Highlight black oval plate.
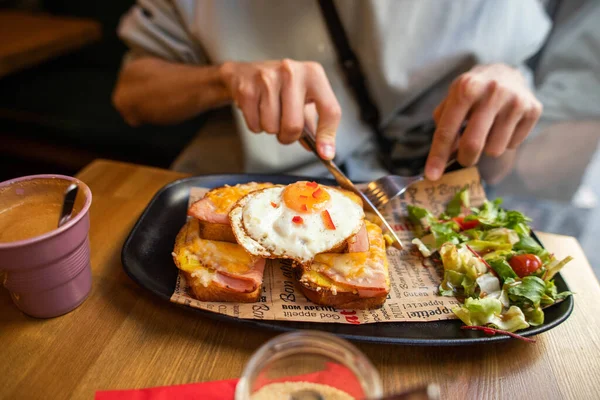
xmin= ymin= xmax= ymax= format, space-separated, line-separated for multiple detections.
xmin=121 ymin=174 xmax=574 ymax=345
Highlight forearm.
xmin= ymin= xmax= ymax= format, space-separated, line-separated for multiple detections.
xmin=112 ymin=57 xmax=231 ymax=126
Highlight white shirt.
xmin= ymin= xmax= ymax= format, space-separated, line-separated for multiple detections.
xmin=117 ymin=0 xmax=551 ymax=180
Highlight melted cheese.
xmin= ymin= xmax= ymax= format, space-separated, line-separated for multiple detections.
xmin=191 ymin=268 xmax=216 ymax=287
xmin=174 ymin=219 xmax=260 ymax=275
xmin=206 ymin=182 xmax=274 ymax=214
xmin=302 ymin=269 xmax=355 ymax=293
xmin=312 ymin=221 xmax=386 ymax=281
xmin=185 ymin=239 xmax=258 ymax=274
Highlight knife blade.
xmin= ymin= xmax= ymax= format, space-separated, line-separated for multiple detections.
xmin=299 ymin=127 xmax=402 ymax=250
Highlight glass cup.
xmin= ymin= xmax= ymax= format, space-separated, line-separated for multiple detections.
xmin=235 ymin=330 xmax=383 ymax=400
xmin=0 ymin=174 xmax=93 ymax=318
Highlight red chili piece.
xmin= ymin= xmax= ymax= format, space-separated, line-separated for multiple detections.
xmin=321 ymin=210 xmax=336 ymax=230
xmin=292 ymin=216 xmax=303 ymax=224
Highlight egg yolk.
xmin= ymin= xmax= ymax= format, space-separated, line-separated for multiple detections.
xmin=283 ymin=181 xmax=331 ymax=213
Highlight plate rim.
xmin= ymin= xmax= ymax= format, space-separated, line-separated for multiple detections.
xmin=121 ymin=173 xmax=575 ymax=346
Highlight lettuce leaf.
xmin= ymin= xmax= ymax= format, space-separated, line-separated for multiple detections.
xmin=438 ymin=243 xmax=489 ymax=296
xmin=412 ymin=235 xmax=436 ymax=258
xmin=439 ymin=270 xmax=476 ymax=297
xmin=482 ymin=228 xmax=520 ymax=245
xmin=513 ymin=235 xmax=550 ymax=261
xmin=475 ymin=273 xmax=508 ymax=307
xmin=504 ymin=210 xmax=531 ymax=234
xmin=407 ymin=205 xmax=434 ymax=233
xmin=522 ymin=305 xmax=545 ymax=326
xmin=475 ymin=199 xmax=502 ymax=226
xmin=471 ymin=199 xmax=532 ymax=233
xmin=506 ymin=276 xmax=546 ymax=307
xmin=544 ymin=256 xmax=574 ymax=281
xmin=430 ymin=221 xmax=466 ymax=247
xmin=445 ymin=186 xmax=470 ymax=217
xmin=452 ymin=297 xmax=530 ymax=332
xmin=541 ymin=279 xmax=573 ymax=306
xmin=483 ymin=249 xmax=515 ymax=261
xmin=487 ymin=258 xmax=518 ymax=281
xmin=440 ymin=243 xmax=488 ymax=279
xmin=465 ymin=240 xmax=513 ymax=253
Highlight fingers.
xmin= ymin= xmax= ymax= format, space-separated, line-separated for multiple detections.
xmin=234 ymin=79 xmax=261 ymax=133
xmin=305 ymin=62 xmax=341 ymax=160
xmin=508 ymin=99 xmax=543 ymax=149
xmin=228 ymin=60 xmax=339 ymax=156
xmin=299 ymin=103 xmax=318 ymax=151
xmin=484 ymin=96 xmax=525 ymax=157
xmin=433 ymin=99 xmax=446 ymax=124
xmin=278 ymin=59 xmax=306 ymax=145
xmin=457 ymin=81 xmax=503 ymax=166
xmin=426 ymin=75 xmax=484 ymax=180
xmin=257 ymin=69 xmax=281 ymax=134
xmin=426 ymin=64 xmax=543 ymax=181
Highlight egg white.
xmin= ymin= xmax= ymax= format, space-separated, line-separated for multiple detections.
xmin=229 ymin=186 xmax=365 ymax=263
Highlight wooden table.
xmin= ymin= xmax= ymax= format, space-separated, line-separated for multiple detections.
xmin=1 ymin=159 xmax=599 ymax=400
xmin=0 ymin=10 xmax=101 ymax=78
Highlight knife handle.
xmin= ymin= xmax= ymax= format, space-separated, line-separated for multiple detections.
xmin=299 ymin=128 xmax=355 ymax=192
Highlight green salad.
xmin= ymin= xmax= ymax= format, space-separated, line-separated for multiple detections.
xmin=409 ymin=188 xmax=573 ymax=334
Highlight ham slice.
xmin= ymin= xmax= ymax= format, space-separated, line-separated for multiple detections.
xmin=213 ymin=268 xmax=262 ymax=293
xmin=215 ymin=258 xmax=265 ymax=291
xmin=188 ymin=197 xmax=229 ymax=224
xmin=346 ymin=223 xmax=369 ymax=253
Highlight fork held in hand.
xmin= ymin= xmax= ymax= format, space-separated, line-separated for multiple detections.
xmin=363 ymin=157 xmax=457 ymax=211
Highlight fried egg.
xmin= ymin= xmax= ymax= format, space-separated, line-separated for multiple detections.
xmin=229 ymin=181 xmax=365 ymax=263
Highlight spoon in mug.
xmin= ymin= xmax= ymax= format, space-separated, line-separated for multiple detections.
xmin=58 ymin=183 xmax=79 ymax=228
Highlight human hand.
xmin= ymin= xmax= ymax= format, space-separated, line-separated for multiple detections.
xmin=219 ymin=60 xmax=341 ymax=160
xmin=425 ymin=63 xmax=543 ymax=180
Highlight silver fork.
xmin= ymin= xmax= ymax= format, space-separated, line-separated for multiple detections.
xmin=364 ymin=157 xmax=458 ymax=210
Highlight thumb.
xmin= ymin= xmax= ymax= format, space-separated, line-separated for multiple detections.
xmin=314 ymin=101 xmax=341 ymax=160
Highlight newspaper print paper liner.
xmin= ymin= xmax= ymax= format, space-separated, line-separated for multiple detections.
xmin=170 ymin=167 xmax=486 ymax=324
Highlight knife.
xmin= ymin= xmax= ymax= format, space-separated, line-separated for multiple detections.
xmin=299 ymin=127 xmax=402 ymax=250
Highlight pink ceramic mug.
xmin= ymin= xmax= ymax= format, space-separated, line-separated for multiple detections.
xmin=0 ymin=174 xmax=92 ymax=318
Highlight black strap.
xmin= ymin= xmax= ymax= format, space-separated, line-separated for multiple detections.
xmin=316 ymin=0 xmax=392 ymax=158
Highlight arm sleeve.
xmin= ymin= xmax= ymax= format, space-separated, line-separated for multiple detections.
xmin=116 ymin=0 xmax=207 ymax=65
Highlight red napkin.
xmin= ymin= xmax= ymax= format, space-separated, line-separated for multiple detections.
xmin=95 ymin=362 xmax=362 ymax=399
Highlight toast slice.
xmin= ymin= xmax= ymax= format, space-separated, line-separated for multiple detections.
xmin=172 ymin=219 xmax=265 ymax=303
xmin=181 ymin=270 xmax=262 ymax=303
xmin=197 ymin=220 xmax=237 ymax=243
xmin=296 ymin=221 xmax=390 ymax=309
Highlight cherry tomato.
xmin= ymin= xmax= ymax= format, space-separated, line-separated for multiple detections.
xmin=452 ymin=216 xmax=480 ymax=230
xmin=509 ymin=254 xmax=542 ymax=278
